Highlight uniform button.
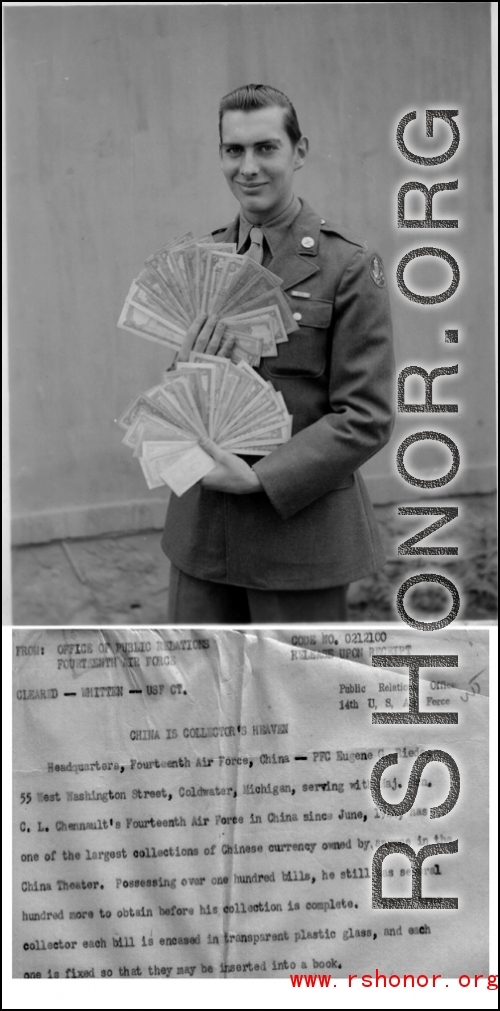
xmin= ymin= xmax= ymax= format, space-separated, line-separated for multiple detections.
xmin=293 ymin=311 xmax=302 ymax=321
xmin=301 ymin=236 xmax=314 ymax=248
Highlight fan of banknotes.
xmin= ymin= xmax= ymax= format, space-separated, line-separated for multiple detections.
xmin=116 ymin=232 xmax=295 ymax=496
xmin=117 ymin=355 xmax=293 ymax=497
xmin=117 ymin=231 xmax=299 ymax=365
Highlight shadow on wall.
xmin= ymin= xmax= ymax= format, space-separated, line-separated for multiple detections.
xmin=11 ymin=493 xmax=497 ymax=625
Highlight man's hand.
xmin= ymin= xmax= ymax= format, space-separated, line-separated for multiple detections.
xmin=199 ymin=437 xmax=262 ymax=494
xmin=171 ymin=313 xmax=235 ymax=367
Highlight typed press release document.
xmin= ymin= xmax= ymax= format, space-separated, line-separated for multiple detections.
xmin=13 ymin=628 xmax=488 ymax=979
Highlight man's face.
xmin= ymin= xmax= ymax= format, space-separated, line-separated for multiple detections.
xmin=220 ymin=106 xmax=308 ymax=224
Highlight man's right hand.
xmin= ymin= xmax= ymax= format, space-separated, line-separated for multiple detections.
xmin=172 ymin=312 xmax=235 ymax=366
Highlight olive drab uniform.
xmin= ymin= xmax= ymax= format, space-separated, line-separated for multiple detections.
xmin=161 ymin=198 xmax=395 ymax=591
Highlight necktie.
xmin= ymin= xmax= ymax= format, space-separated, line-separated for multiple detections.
xmin=246 ymin=225 xmax=264 ymax=264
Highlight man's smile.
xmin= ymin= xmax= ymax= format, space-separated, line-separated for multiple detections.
xmin=237 ymin=181 xmax=267 ymax=190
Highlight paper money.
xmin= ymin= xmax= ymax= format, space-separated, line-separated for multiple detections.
xmin=116 ymin=232 xmax=300 ymax=492
xmin=230 ymin=334 xmax=264 ymax=367
xmin=118 ymin=233 xmax=293 ymax=366
xmin=156 ymin=444 xmax=216 ymax=497
xmin=134 ymin=270 xmax=191 ymax=327
xmin=116 ymin=392 xmax=173 ymax=431
xmin=117 ymin=301 xmax=185 ymax=349
xmin=119 ymin=356 xmax=292 ymax=495
xmin=122 ymin=413 xmax=191 ymax=451
xmin=235 ymin=286 xmax=299 ymax=335
xmin=221 ymin=304 xmax=288 ymax=347
xmin=221 ymin=315 xmax=277 ymax=357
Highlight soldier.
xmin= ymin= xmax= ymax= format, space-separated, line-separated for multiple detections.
xmin=161 ymin=84 xmax=395 ymax=622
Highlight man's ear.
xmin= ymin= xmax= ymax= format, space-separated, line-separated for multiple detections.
xmin=293 ymin=135 xmax=309 ymax=172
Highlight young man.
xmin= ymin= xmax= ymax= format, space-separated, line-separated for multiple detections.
xmin=161 ymin=84 xmax=395 ymax=622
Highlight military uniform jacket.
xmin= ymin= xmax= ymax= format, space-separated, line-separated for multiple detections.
xmin=161 ymin=198 xmax=395 ymax=589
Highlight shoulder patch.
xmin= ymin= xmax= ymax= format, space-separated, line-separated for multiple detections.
xmin=369 ymin=253 xmax=386 ymax=287
xmin=367 ymin=254 xmax=387 ymax=287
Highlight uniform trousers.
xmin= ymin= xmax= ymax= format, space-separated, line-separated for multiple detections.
xmin=167 ymin=564 xmax=348 ymax=623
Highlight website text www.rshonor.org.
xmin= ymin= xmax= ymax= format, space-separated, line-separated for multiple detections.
xmin=289 ymin=971 xmax=498 ymax=990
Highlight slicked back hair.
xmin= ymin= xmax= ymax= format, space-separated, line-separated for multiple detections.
xmin=219 ymin=84 xmax=302 ymax=147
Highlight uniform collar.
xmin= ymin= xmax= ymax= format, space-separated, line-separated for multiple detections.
xmin=219 ymin=197 xmax=324 ymax=290
xmin=237 ymin=194 xmax=302 ymax=257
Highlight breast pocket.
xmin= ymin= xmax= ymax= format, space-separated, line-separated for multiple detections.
xmin=263 ymin=298 xmax=333 ymax=378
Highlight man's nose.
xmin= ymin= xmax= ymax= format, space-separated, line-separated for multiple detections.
xmin=240 ymin=150 xmax=259 ymax=176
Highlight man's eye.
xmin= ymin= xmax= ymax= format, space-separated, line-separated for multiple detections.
xmin=259 ymin=144 xmax=276 ymax=153
xmin=225 ymin=147 xmax=242 ymax=156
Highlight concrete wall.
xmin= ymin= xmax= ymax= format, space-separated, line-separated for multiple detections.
xmin=6 ymin=4 xmax=496 ymax=622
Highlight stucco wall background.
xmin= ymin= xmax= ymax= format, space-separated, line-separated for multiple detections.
xmin=6 ymin=3 xmax=496 ymax=624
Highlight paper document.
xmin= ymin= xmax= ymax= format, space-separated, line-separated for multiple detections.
xmin=13 ymin=628 xmax=488 ymax=980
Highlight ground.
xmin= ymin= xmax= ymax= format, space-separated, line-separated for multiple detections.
xmin=11 ymin=494 xmax=497 ymax=625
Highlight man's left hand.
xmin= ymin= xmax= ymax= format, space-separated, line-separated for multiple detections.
xmin=199 ymin=437 xmax=262 ymax=494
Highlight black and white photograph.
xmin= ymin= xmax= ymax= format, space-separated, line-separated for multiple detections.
xmin=5 ymin=2 xmax=497 ymax=627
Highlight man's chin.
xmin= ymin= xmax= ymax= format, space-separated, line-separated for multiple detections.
xmin=239 ymin=194 xmax=271 ymax=217
xmin=240 ymin=192 xmax=266 ymax=206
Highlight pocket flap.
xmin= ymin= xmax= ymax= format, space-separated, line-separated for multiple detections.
xmin=286 ymin=297 xmax=333 ymax=329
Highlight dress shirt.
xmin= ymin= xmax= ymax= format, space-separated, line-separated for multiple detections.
xmin=237 ymin=194 xmax=302 ymax=267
